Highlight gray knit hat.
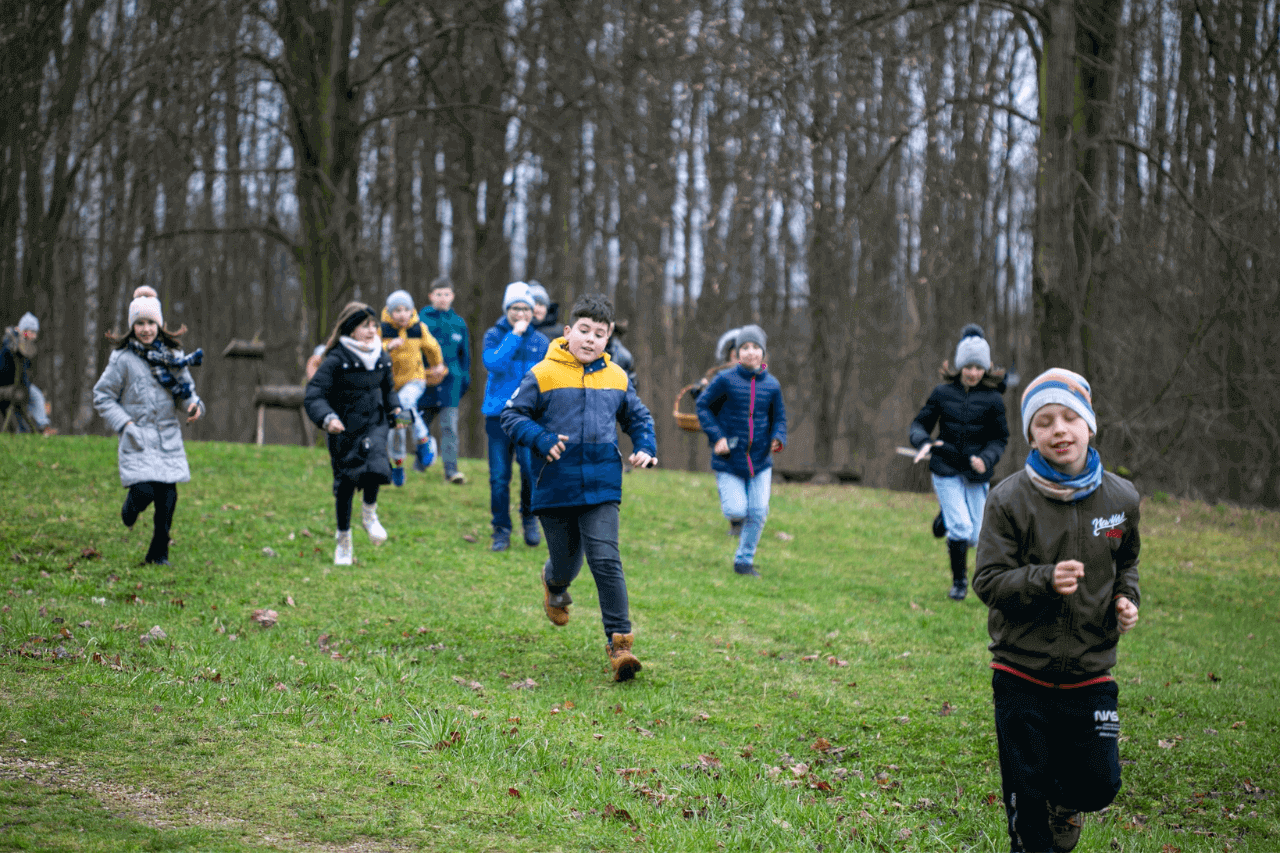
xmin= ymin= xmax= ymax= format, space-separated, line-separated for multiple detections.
xmin=526 ymin=281 xmax=550 ymax=307
xmin=17 ymin=312 xmax=39 ymax=334
xmin=715 ymin=328 xmax=741 ymax=362
xmin=736 ymin=324 xmax=767 ymax=353
xmin=385 ymin=289 xmax=415 ymax=313
xmin=954 ymin=325 xmax=991 ymax=370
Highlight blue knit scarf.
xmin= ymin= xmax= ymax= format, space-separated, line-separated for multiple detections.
xmin=128 ymin=339 xmax=203 ymax=403
xmin=1025 ymin=446 xmax=1104 ymax=503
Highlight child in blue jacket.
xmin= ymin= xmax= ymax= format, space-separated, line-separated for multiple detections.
xmin=501 ymin=293 xmax=657 ymax=682
xmin=481 ymin=282 xmax=550 ymax=551
xmin=695 ymin=324 xmax=787 ymax=577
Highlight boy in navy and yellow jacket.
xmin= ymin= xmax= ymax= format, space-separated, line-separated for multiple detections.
xmin=500 ymin=293 xmax=657 ymax=682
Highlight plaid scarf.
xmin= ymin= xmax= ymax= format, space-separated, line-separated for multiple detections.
xmin=1025 ymin=446 xmax=1104 ymax=503
xmin=128 ymin=339 xmax=203 ymax=403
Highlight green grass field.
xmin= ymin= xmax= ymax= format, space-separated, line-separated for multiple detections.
xmin=0 ymin=435 xmax=1276 ymax=852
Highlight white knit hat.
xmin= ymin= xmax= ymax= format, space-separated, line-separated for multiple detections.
xmin=503 ymin=281 xmax=533 ymax=311
xmin=128 ymin=286 xmax=164 ymax=328
xmin=17 ymin=312 xmax=39 ymax=334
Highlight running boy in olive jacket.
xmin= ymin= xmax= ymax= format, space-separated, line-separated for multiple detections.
xmin=974 ymin=368 xmax=1140 ymax=853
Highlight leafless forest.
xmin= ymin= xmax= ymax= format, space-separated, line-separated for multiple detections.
xmin=3 ymin=0 xmax=1277 ymax=505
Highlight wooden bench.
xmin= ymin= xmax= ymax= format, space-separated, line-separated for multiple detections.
xmin=223 ymin=338 xmax=311 ymax=446
xmin=252 ymin=384 xmax=311 ymax=446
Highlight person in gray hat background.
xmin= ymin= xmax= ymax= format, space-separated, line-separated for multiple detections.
xmin=0 ymin=312 xmax=55 ymax=435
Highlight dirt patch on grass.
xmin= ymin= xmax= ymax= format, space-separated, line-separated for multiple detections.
xmin=0 ymin=755 xmax=412 ymax=852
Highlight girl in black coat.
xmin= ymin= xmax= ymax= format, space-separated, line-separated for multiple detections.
xmin=909 ymin=324 xmax=1009 ymax=601
xmin=305 ymin=302 xmax=400 ymax=565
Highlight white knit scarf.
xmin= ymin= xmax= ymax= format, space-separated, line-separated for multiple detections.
xmin=339 ymin=336 xmax=382 ymax=371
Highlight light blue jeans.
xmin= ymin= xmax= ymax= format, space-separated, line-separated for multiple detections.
xmin=716 ymin=467 xmax=772 ymax=565
xmin=932 ymin=473 xmax=989 ymax=547
xmin=395 ymin=380 xmax=429 ymax=444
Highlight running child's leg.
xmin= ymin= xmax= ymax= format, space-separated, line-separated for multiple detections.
xmin=577 ymin=503 xmax=629 ymax=639
xmin=144 ymin=483 xmax=177 ymax=564
xmin=734 ymin=468 xmax=773 ymax=566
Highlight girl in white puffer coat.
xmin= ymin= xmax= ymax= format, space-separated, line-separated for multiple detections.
xmin=93 ymin=286 xmax=204 ymax=565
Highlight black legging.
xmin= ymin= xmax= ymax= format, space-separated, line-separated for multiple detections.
xmin=122 ymin=481 xmax=178 ymax=564
xmin=334 ymin=476 xmax=381 ymax=531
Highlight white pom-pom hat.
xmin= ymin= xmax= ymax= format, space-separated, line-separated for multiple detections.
xmin=128 ymin=286 xmax=164 ymax=328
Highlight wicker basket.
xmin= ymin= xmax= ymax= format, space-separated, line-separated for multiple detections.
xmin=673 ymin=383 xmax=702 ymax=432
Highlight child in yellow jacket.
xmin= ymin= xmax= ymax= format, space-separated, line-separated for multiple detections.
xmin=381 ymin=289 xmax=447 ymax=482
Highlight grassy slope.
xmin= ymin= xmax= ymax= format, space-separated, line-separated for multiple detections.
xmin=0 ymin=434 xmax=1276 ymax=852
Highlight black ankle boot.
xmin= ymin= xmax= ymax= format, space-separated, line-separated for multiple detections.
xmin=947 ymin=539 xmax=968 ymax=600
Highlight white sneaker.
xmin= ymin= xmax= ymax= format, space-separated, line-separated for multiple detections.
xmin=362 ymin=502 xmax=387 ymax=545
xmin=334 ymin=530 xmax=353 ymax=565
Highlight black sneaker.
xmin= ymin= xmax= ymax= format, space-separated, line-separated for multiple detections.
xmin=932 ymin=511 xmax=947 ymax=538
xmin=734 ymin=561 xmax=760 ymax=577
xmin=491 ymin=529 xmax=510 ymax=552
xmin=948 ymin=578 xmax=968 ymax=601
xmin=1047 ymin=802 xmax=1083 ymax=852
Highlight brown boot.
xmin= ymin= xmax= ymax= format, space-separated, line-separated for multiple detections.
xmin=606 ymin=632 xmax=642 ymax=682
xmin=542 ymin=565 xmax=571 ymax=626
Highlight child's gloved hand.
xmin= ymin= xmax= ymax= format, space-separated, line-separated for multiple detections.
xmin=1052 ymin=560 xmax=1085 ymax=595
xmin=1116 ymin=596 xmax=1139 ymax=633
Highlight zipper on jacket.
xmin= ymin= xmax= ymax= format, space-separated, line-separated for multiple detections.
xmin=747 ymin=374 xmax=757 ymax=477
xmin=1056 ymin=502 xmax=1080 ymax=674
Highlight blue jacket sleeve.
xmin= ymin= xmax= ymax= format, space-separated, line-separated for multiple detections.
xmin=618 ymin=380 xmax=658 ymax=456
xmin=770 ymin=383 xmax=787 ymax=447
xmin=909 ymin=390 xmax=941 ymax=449
xmin=482 ymin=327 xmax=523 ymax=371
xmin=695 ymin=372 xmax=728 ymax=442
xmin=499 ymin=372 xmax=559 ymax=458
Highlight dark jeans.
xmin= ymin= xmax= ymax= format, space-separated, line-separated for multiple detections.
xmin=993 ymin=669 xmax=1122 ymax=852
xmin=485 ymin=415 xmax=532 ymax=532
xmin=122 ymin=482 xmax=178 ymax=564
xmin=333 ymin=476 xmax=381 ymax=531
xmin=541 ymin=502 xmax=630 ymax=640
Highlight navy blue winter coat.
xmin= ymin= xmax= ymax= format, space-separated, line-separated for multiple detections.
xmin=500 ymin=340 xmax=656 ymax=512
xmin=909 ymin=378 xmax=1009 ymax=483
xmin=695 ymin=363 xmax=787 ymax=480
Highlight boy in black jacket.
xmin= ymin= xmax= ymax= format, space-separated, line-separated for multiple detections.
xmin=974 ymin=368 xmax=1140 ymax=853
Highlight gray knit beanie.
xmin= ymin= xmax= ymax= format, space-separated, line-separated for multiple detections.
xmin=17 ymin=312 xmax=39 ymax=334
xmin=385 ymin=289 xmax=415 ymax=314
xmin=526 ymin=281 xmax=550 ymax=307
xmin=954 ymin=326 xmax=991 ymax=370
xmin=736 ymin=324 xmax=767 ymax=353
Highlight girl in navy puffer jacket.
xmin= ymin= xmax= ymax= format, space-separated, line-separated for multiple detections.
xmin=695 ymin=325 xmax=786 ymax=577
xmin=909 ymin=324 xmax=1009 ymax=601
